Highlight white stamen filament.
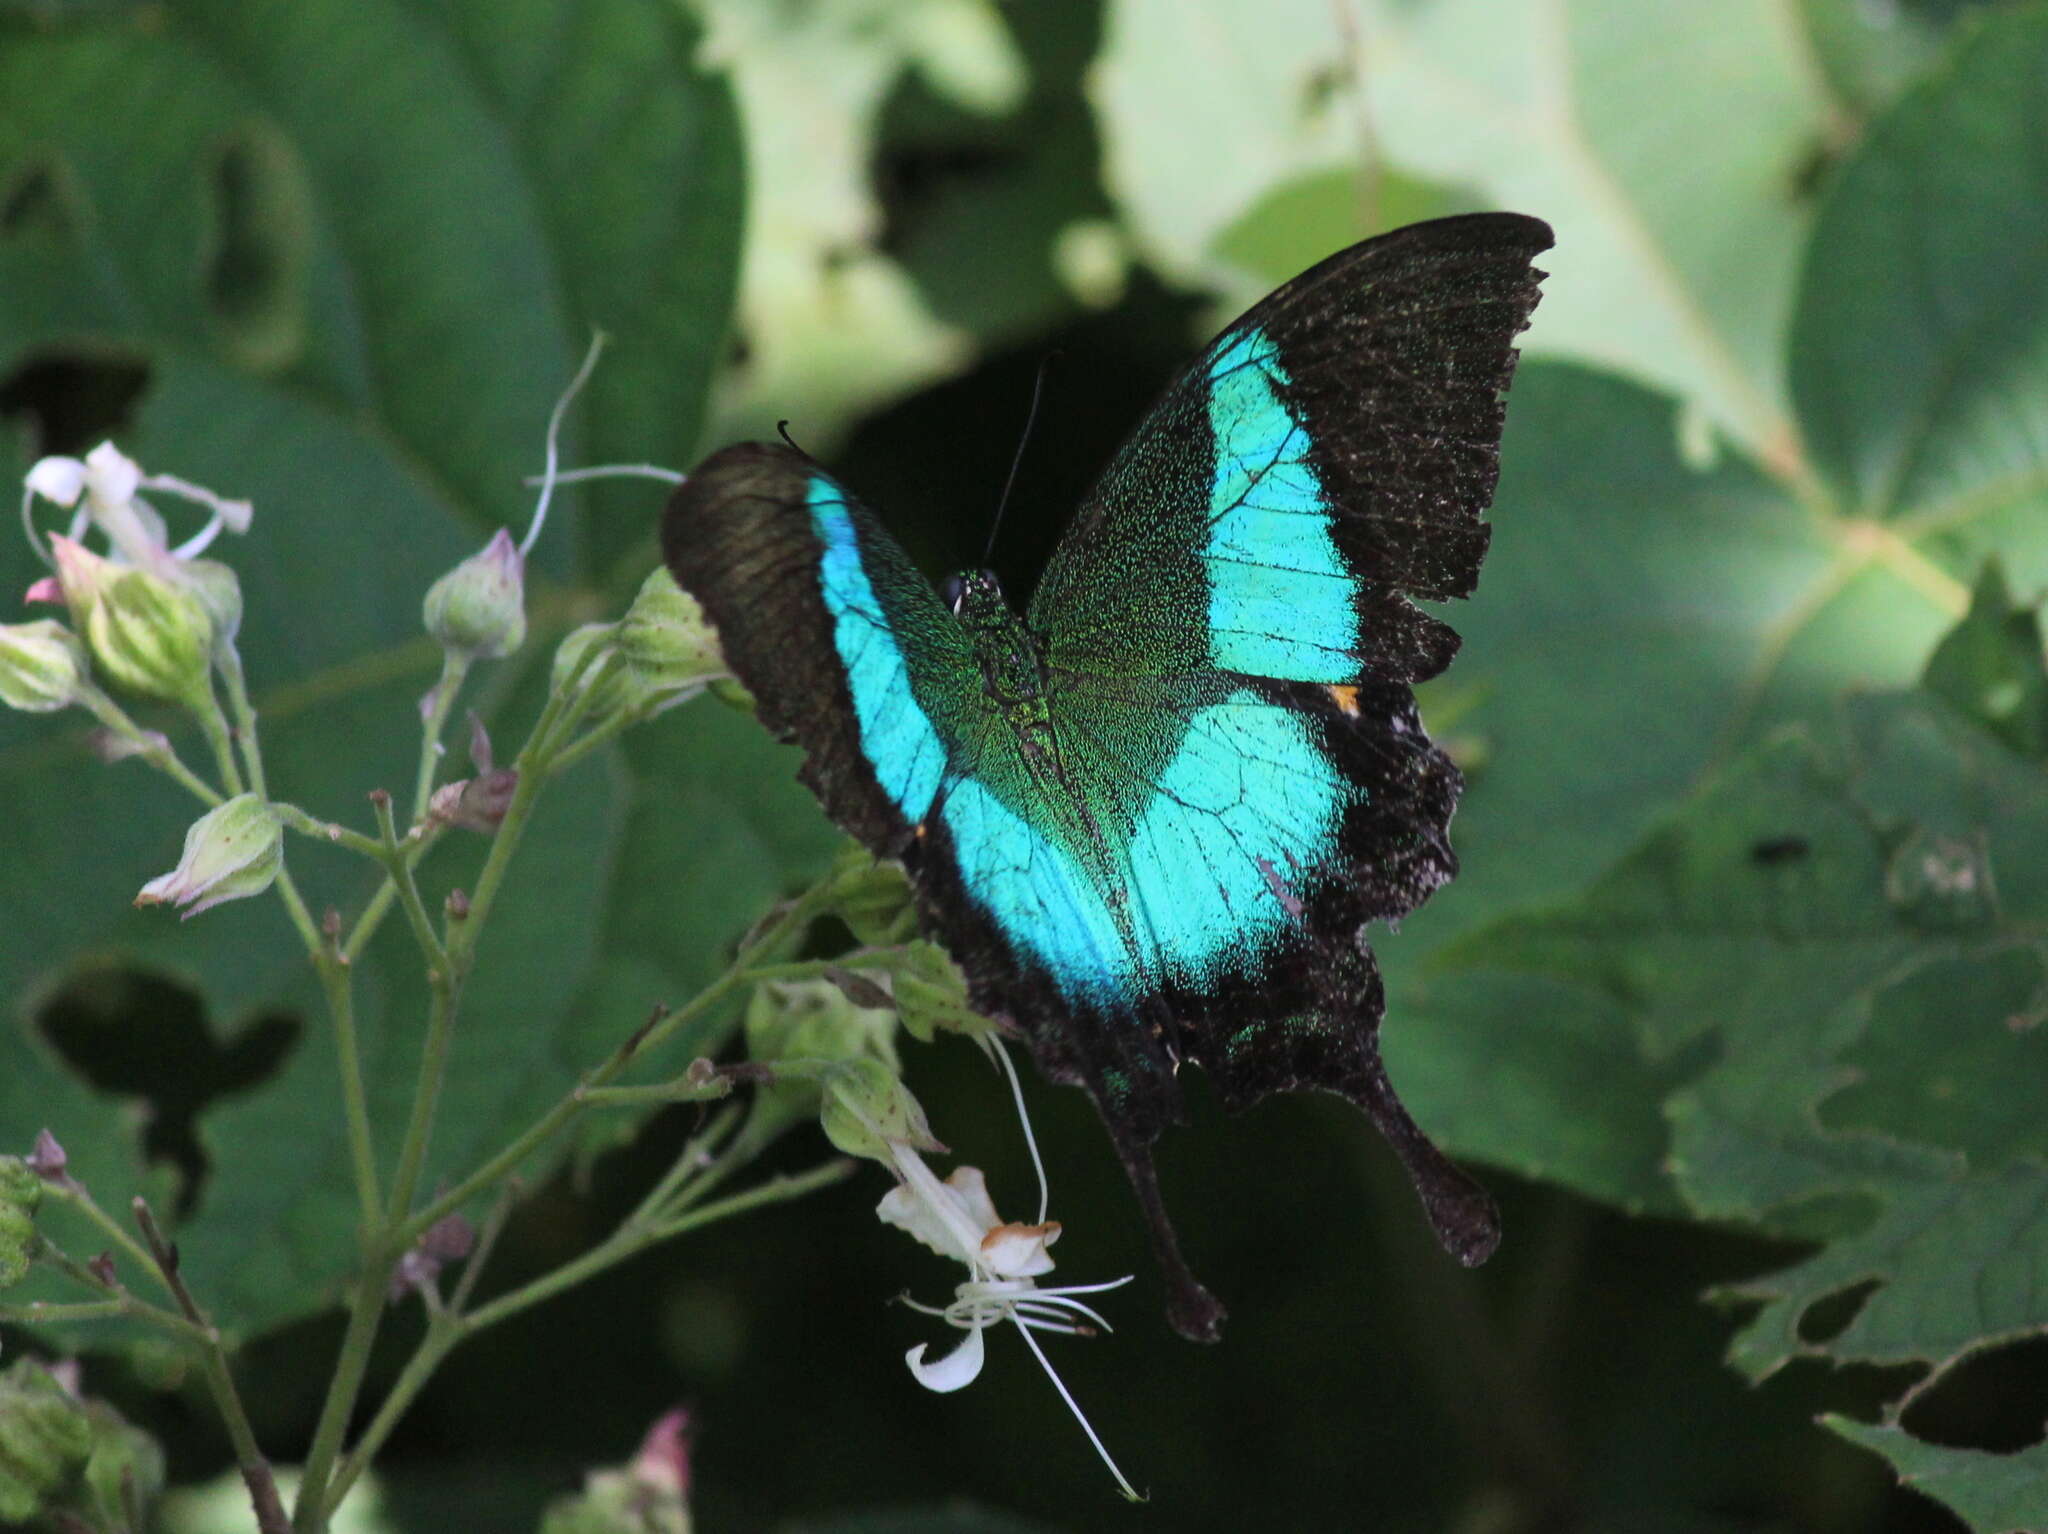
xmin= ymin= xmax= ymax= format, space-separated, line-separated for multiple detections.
xmin=522 ymin=332 xmax=609 ymax=557
xmin=986 ymin=1034 xmax=1049 ymax=1226
xmin=521 ymin=463 xmax=686 ymax=489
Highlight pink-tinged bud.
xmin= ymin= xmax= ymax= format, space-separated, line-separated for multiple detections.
xmin=88 ymin=1252 xmax=118 ymax=1288
xmin=23 ymin=576 xmax=61 ymax=606
xmin=423 ymin=528 xmax=527 ymax=660
xmin=387 ymin=1213 xmax=476 ymax=1302
xmin=51 ymin=537 xmax=215 ymax=707
xmin=135 ymin=794 xmax=283 ymax=919
xmin=26 ymin=1130 xmax=67 ymax=1181
xmin=0 ymin=620 xmax=90 ymax=714
xmin=427 ymin=768 xmax=519 ymax=834
xmin=630 ymin=1409 xmax=692 ymax=1500
xmin=90 ymin=726 xmax=170 ymax=763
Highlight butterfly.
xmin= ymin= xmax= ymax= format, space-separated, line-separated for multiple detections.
xmin=664 ymin=212 xmax=1552 ymax=1341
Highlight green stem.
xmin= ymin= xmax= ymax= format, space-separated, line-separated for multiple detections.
xmin=290 ymin=1263 xmax=390 ymax=1534
xmin=397 ymin=882 xmax=826 ymax=1249
xmin=217 ymin=645 xmax=268 ymax=799
xmin=370 ymin=793 xmax=447 ymax=972
xmin=193 ymin=677 xmax=246 ymax=796
xmin=324 ymin=1158 xmax=850 ymax=1517
xmin=78 ymin=689 xmax=222 ymax=805
xmin=317 ymin=957 xmax=384 ymax=1230
xmin=0 ymin=1299 xmax=127 ymax=1323
xmin=43 ymin=1184 xmax=160 ymax=1282
xmin=413 ymin=653 xmax=469 ymax=817
xmin=272 ymin=803 xmax=388 ymax=862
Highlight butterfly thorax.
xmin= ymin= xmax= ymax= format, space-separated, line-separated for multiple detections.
xmin=950 ymin=569 xmax=1047 ymax=711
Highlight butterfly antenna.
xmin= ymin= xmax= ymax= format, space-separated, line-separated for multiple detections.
xmin=776 ymin=419 xmax=808 ymax=455
xmin=983 ymin=352 xmax=1059 ymax=570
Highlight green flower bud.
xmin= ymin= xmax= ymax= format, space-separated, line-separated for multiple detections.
xmin=53 ymin=536 xmax=214 ymax=707
xmin=743 ymin=979 xmax=898 ymax=1145
xmin=820 ymin=845 xmax=918 ymax=946
xmin=0 ymin=1158 xmax=42 ymax=1289
xmin=423 ymin=528 xmax=527 ymax=659
xmin=889 ymin=941 xmax=995 ymax=1045
xmin=550 ymin=621 xmax=641 ymax=721
xmin=0 ymin=1359 xmax=164 ymax=1529
xmin=134 ymin=793 xmax=283 ymax=919
xmin=181 ymin=556 xmax=244 ymax=652
xmin=819 ymin=1056 xmax=942 ymax=1166
xmin=616 ymin=568 xmax=723 ymax=691
xmin=0 ymin=621 xmax=90 ymax=714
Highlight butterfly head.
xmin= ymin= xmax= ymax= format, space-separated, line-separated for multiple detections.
xmin=941 ymin=567 xmax=1009 ymax=622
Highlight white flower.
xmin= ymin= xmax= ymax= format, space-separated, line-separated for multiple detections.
xmin=21 ymin=440 xmax=252 ymax=581
xmin=877 ymin=1039 xmax=1141 ymax=1500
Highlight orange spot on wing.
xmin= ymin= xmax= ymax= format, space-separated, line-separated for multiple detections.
xmin=1325 ymin=684 xmax=1362 ymax=716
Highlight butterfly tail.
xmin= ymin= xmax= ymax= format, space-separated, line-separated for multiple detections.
xmin=1099 ymin=1114 xmax=1230 ymax=1344
xmin=1338 ymin=1050 xmax=1501 ymax=1267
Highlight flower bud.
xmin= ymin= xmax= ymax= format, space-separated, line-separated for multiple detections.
xmin=135 ymin=793 xmax=283 ymax=919
xmin=0 ymin=1158 xmax=42 ymax=1289
xmin=616 ymin=568 xmax=723 ymax=691
xmin=180 ymin=557 xmax=244 ymax=652
xmin=52 ymin=537 xmax=214 ymax=707
xmin=539 ymin=1410 xmax=693 ymax=1534
xmin=742 ymin=979 xmax=898 ymax=1146
xmin=427 ymin=769 xmax=519 ymax=833
xmin=0 ymin=621 xmax=89 ymax=714
xmin=0 ymin=1358 xmax=165 ymax=1530
xmin=819 ymin=1057 xmax=943 ymax=1165
xmin=423 ymin=528 xmax=527 ymax=660
xmin=821 ymin=846 xmax=918 ymax=946
xmin=549 ymin=621 xmax=641 ymax=721
xmin=889 ymin=941 xmax=994 ymax=1045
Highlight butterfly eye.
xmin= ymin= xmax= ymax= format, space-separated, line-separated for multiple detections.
xmin=941 ymin=573 xmax=967 ymax=613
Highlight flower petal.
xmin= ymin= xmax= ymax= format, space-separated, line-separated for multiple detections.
xmin=82 ymin=441 xmax=142 ymax=507
xmin=24 ymin=457 xmax=88 ymax=508
xmin=904 ymin=1324 xmax=985 ymax=1393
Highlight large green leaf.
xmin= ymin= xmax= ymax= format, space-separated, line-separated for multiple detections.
xmin=1427 ymin=570 xmax=2048 ymax=1529
xmin=0 ymin=0 xmax=844 ymax=1342
xmin=1092 ymin=0 xmax=1829 ymax=460
xmin=1380 ymin=2 xmax=2048 ymax=1220
xmin=1791 ymin=2 xmax=2048 ymax=591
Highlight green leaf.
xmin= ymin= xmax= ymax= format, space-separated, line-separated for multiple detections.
xmin=695 ymin=0 xmax=1026 ymax=447
xmin=1427 ymin=600 xmax=2048 ymax=1520
xmin=0 ymin=0 xmax=802 ymax=1343
xmin=1824 ymin=1418 xmax=2048 ymax=1534
xmin=1796 ymin=0 xmax=1983 ymax=122
xmin=1791 ymin=4 xmax=2048 ymax=570
xmin=1092 ymin=0 xmax=1830 ymax=458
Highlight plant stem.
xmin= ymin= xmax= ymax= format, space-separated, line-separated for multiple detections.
xmin=370 ymin=793 xmax=446 ymax=972
xmin=193 ymin=677 xmax=245 ymax=796
xmin=413 ymin=653 xmax=469 ymax=816
xmin=396 ymin=882 xmax=825 ymax=1249
xmin=132 ymin=1199 xmax=289 ymax=1534
xmin=290 ymin=1262 xmax=389 ymax=1533
xmin=323 ymin=1158 xmax=851 ymax=1517
xmin=79 ymin=689 xmax=222 ymax=805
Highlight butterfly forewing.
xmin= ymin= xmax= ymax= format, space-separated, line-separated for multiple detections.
xmin=1028 ymin=212 xmax=1552 ymax=687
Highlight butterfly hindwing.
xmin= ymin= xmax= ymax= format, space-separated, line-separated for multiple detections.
xmin=663 ymin=213 xmax=1552 ymax=1343
xmin=661 ymin=444 xmax=977 ymax=850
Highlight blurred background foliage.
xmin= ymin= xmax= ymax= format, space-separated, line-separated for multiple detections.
xmin=2 ymin=0 xmax=2047 ymax=1530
